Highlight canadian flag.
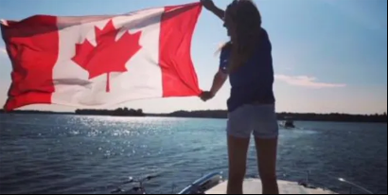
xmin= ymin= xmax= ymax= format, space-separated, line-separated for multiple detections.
xmin=1 ymin=2 xmax=203 ymax=111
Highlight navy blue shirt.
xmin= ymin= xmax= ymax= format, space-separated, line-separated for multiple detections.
xmin=219 ymin=28 xmax=275 ymax=112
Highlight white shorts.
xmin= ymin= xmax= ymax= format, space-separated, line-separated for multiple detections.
xmin=227 ymin=104 xmax=279 ymax=139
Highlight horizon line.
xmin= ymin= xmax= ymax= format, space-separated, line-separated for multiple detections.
xmin=1 ymin=108 xmax=387 ymax=116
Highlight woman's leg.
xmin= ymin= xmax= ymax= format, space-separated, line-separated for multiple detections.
xmin=252 ymin=104 xmax=279 ymax=194
xmin=226 ymin=106 xmax=252 ymax=194
xmin=227 ymin=135 xmax=250 ymax=194
xmin=255 ymin=137 xmax=279 ymax=194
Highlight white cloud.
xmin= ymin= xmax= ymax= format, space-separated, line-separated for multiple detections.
xmin=0 ymin=47 xmax=6 ymax=55
xmin=275 ymin=74 xmax=347 ymax=89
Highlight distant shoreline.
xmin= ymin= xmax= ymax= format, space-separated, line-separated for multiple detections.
xmin=1 ymin=109 xmax=387 ymax=123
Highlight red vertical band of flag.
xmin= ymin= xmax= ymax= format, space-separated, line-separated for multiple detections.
xmin=1 ymin=16 xmax=58 ymax=111
xmin=159 ymin=3 xmax=202 ymax=97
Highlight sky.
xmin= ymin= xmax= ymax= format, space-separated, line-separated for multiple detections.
xmin=0 ymin=0 xmax=387 ymax=114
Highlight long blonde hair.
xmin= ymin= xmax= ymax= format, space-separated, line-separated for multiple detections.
xmin=224 ymin=0 xmax=262 ymax=73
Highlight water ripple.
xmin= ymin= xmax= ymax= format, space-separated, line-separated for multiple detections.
xmin=0 ymin=114 xmax=386 ymax=194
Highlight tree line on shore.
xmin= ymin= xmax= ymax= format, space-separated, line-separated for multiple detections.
xmin=75 ymin=108 xmax=145 ymax=116
xmin=162 ymin=110 xmax=387 ymax=123
xmin=1 ymin=108 xmax=386 ymax=123
xmin=0 ymin=108 xmax=145 ymax=116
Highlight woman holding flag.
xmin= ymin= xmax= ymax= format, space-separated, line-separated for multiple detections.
xmin=200 ymin=0 xmax=279 ymax=194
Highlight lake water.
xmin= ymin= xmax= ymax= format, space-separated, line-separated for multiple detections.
xmin=0 ymin=114 xmax=387 ymax=194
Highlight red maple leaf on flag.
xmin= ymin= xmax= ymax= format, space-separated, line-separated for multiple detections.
xmin=72 ymin=20 xmax=142 ymax=92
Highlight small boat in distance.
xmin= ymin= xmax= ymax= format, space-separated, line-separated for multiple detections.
xmin=280 ymin=120 xmax=296 ymax=129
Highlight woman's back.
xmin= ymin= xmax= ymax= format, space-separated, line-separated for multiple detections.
xmin=222 ymin=28 xmax=275 ymax=112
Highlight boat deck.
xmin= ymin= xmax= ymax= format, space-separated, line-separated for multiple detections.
xmin=206 ymin=179 xmax=336 ymax=194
